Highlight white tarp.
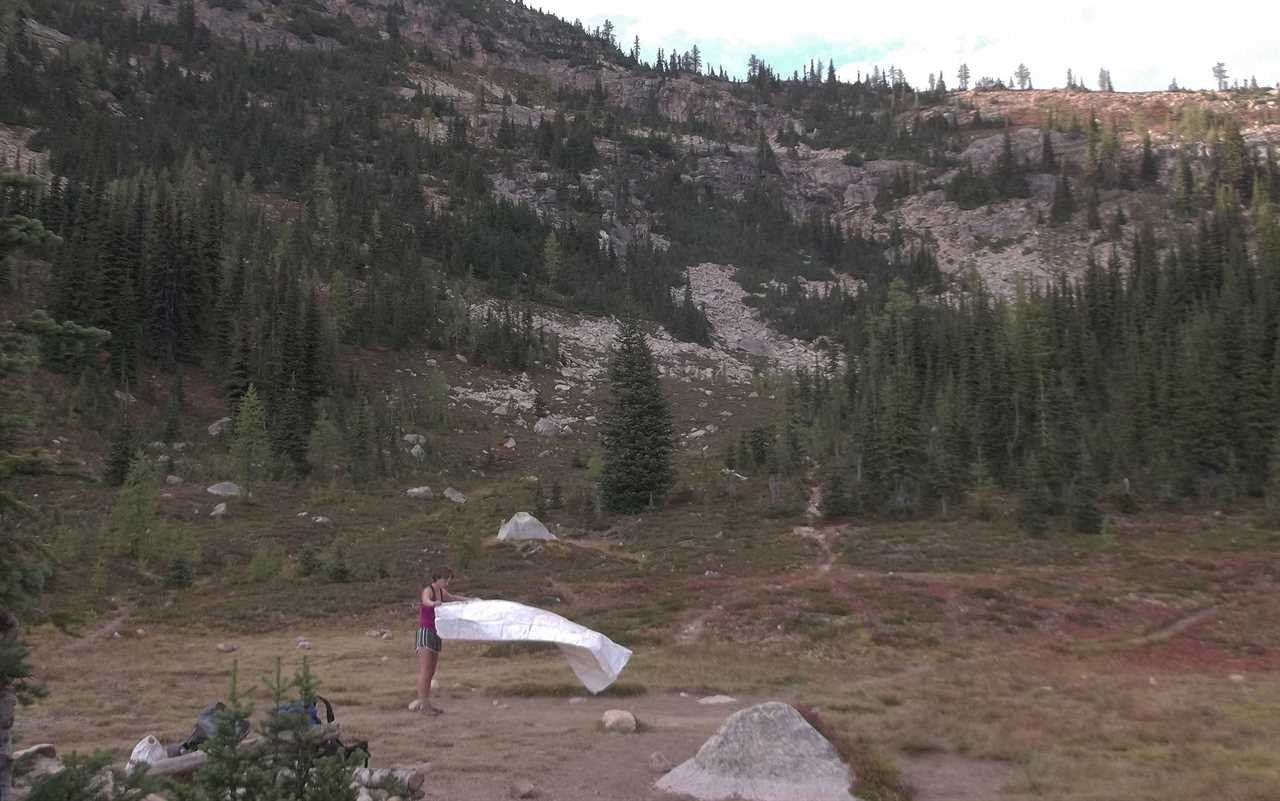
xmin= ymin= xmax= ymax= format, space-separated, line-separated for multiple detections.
xmin=435 ymin=600 xmax=631 ymax=693
xmin=497 ymin=512 xmax=556 ymax=541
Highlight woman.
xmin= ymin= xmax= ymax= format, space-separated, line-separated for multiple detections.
xmin=411 ymin=567 xmax=470 ymax=715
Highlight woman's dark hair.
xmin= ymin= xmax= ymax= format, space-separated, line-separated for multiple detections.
xmin=431 ymin=567 xmax=455 ymax=582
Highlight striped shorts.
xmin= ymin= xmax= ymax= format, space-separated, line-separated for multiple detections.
xmin=415 ymin=627 xmax=442 ymax=654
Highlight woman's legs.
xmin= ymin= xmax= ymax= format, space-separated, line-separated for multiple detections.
xmin=415 ymin=649 xmax=442 ymax=713
xmin=416 ymin=649 xmax=432 ymax=706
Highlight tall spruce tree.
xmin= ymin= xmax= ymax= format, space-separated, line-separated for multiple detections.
xmin=600 ymin=318 xmax=674 ymax=513
xmin=230 ymin=384 xmax=272 ymax=495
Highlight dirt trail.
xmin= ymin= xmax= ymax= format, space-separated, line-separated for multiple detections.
xmin=676 ymin=483 xmax=840 ymax=646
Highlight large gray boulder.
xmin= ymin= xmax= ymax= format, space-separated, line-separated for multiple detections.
xmin=656 ymin=702 xmax=857 ymax=801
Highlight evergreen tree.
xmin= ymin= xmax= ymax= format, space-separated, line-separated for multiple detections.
xmin=1267 ymin=430 xmax=1280 ymax=526
xmin=272 ymin=375 xmax=309 ymax=473
xmin=600 ymin=318 xmax=674 ymax=513
xmin=1070 ymin=453 xmax=1105 ymax=533
xmin=1139 ymin=131 xmax=1159 ymax=183
xmin=821 ymin=461 xmax=852 ymax=518
xmin=1040 ymin=126 xmax=1057 ymax=172
xmin=230 ymin=385 xmax=272 ymax=495
xmin=1050 ymin=168 xmax=1075 ymax=224
xmin=1087 ymin=186 xmax=1103 ymax=230
xmin=104 ymin=419 xmax=137 ymax=486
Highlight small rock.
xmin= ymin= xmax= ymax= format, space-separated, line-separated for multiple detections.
xmin=148 ymin=440 xmax=166 ymax=450
xmin=215 ymin=643 xmax=237 ymax=653
xmin=403 ymin=433 xmax=427 ymax=446
xmin=165 ymin=474 xmax=184 ymax=485
xmin=356 ymin=788 xmax=374 ymax=801
xmin=601 ymin=709 xmax=637 ymax=733
xmin=311 ymin=515 xmax=332 ymax=525
xmin=136 ymin=628 xmax=146 ymax=637
xmin=207 ymin=417 xmax=232 ymax=437
xmin=157 ymin=454 xmax=171 ymax=465
xmin=444 ymin=487 xmax=466 ymax=504
xmin=206 ymin=481 xmax=243 ymax=497
xmin=114 ymin=389 xmax=137 ymax=404
xmin=494 ymin=402 xmax=511 ymax=416
xmin=381 ymin=632 xmax=392 ymax=640
xmin=172 ymin=442 xmax=189 ymax=451
xmin=703 ymin=570 xmax=722 ymax=578
xmin=1230 ymin=674 xmax=1246 ymax=683
xmin=297 ymin=640 xmax=312 ymax=650
xmin=568 ymin=697 xmax=586 ymax=705
xmin=649 ymin=751 xmax=675 ymax=774
xmin=503 ymin=436 xmax=516 ymax=450
xmin=455 ymin=354 xmax=468 ymax=364
xmin=509 ymin=780 xmax=537 ymax=799
xmin=410 ymin=443 xmax=426 ymax=461
xmin=210 ymin=502 xmax=228 ymax=519
xmin=425 ymin=358 xmax=438 ymax=366
xmin=405 ymin=486 xmax=434 ymax=500
xmin=366 ymin=629 xmax=385 ymax=639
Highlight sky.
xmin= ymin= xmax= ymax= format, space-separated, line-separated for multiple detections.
xmin=528 ymin=1 xmax=1280 ymax=92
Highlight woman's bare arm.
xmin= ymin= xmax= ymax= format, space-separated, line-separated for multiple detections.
xmin=421 ymin=587 xmax=443 ymax=607
xmin=441 ymin=589 xmax=471 ymax=602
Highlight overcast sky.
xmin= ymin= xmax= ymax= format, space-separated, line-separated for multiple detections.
xmin=529 ymin=1 xmax=1279 ymax=92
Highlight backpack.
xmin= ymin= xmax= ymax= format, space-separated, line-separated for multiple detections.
xmin=179 ymin=702 xmax=251 ymax=754
xmin=267 ymin=695 xmax=370 ymax=768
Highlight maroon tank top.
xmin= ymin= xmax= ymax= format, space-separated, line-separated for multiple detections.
xmin=419 ymin=585 xmax=437 ymax=629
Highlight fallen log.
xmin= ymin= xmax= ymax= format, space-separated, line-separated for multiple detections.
xmin=143 ymin=724 xmax=341 ymax=778
xmin=351 ymin=767 xmax=426 ymax=793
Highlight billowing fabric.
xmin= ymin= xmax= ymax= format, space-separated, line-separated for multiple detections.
xmin=435 ymin=600 xmax=632 ymax=693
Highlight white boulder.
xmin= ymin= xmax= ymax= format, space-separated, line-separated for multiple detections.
xmin=601 ymin=709 xmax=638 ymax=734
xmin=656 ymin=702 xmax=856 ymax=801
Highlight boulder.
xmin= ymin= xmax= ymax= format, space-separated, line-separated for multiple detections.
xmin=649 ymin=751 xmax=675 ymax=774
xmin=208 ymin=417 xmax=233 ymax=437
xmin=166 ymin=474 xmax=184 ymax=485
xmin=444 ymin=487 xmax=466 ymax=504
xmin=405 ymin=486 xmax=434 ymax=500
xmin=210 ymin=502 xmax=228 ymax=519
xmin=533 ymin=417 xmax=563 ymax=437
xmin=206 ymin=481 xmax=243 ymax=497
xmin=12 ymin=743 xmax=63 ymax=786
xmin=655 ymin=702 xmax=856 ymax=801
xmin=601 ymin=709 xmax=637 ymax=734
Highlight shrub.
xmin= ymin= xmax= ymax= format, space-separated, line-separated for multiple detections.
xmin=165 ymin=555 xmax=194 ymax=588
xmin=249 ymin=545 xmax=284 ymax=581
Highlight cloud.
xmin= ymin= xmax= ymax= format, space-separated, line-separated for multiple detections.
xmin=529 ymin=0 xmax=1279 ymax=91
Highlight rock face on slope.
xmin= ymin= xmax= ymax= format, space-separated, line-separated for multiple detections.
xmin=656 ymin=702 xmax=858 ymax=801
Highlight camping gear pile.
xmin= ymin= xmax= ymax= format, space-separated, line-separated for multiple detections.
xmin=110 ymin=698 xmax=424 ymax=801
